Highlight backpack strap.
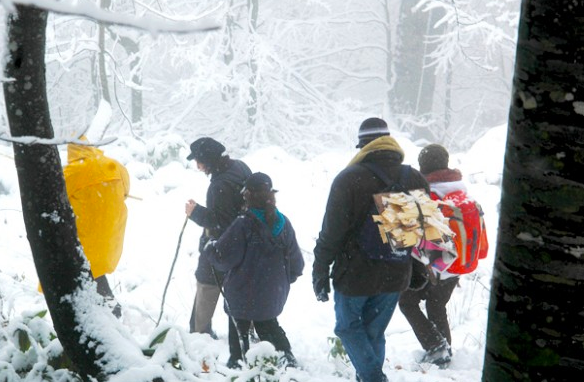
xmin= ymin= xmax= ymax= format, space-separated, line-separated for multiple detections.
xmin=359 ymin=162 xmax=411 ymax=192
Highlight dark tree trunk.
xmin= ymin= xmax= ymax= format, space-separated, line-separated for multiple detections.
xmin=392 ymin=0 xmax=424 ymax=115
xmin=483 ymin=1 xmax=584 ymax=381
xmin=391 ymin=0 xmax=444 ymax=141
xmin=4 ymin=5 xmax=106 ymax=380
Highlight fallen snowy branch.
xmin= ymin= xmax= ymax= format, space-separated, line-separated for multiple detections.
xmin=4 ymin=0 xmax=223 ymax=34
xmin=0 ymin=132 xmax=117 ymax=147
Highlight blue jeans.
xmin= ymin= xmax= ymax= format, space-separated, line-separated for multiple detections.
xmin=334 ymin=291 xmax=400 ymax=382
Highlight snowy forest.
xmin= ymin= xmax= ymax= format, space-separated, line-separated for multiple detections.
xmin=1 ymin=0 xmax=584 ymax=382
xmin=1 ymin=0 xmax=520 ymax=156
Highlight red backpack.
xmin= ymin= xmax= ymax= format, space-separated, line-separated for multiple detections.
xmin=431 ymin=190 xmax=488 ymax=274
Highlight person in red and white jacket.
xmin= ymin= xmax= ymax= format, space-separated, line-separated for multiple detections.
xmin=398 ymin=144 xmax=488 ymax=368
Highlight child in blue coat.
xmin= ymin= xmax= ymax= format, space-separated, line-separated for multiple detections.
xmin=204 ymin=172 xmax=304 ymax=369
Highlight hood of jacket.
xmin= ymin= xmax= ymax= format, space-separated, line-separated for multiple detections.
xmin=67 ymin=142 xmax=104 ymax=164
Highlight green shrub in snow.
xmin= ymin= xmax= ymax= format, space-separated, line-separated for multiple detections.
xmin=0 ymin=310 xmax=81 ymax=381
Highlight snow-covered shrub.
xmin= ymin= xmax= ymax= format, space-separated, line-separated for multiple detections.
xmin=236 ymin=342 xmax=280 ymax=382
xmin=144 ymin=134 xmax=188 ymax=170
xmin=0 ymin=310 xmax=82 ymax=382
xmin=137 ymin=325 xmax=223 ymax=381
xmin=327 ymin=336 xmax=352 ymax=378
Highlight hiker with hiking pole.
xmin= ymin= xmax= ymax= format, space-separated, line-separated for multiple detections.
xmin=184 ymin=137 xmax=252 ymax=339
xmin=202 ymin=172 xmax=304 ymax=370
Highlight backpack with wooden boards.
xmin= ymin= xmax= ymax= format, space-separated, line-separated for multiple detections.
xmin=355 ymin=162 xmax=456 ymax=289
xmin=355 ymin=163 xmax=414 ymax=263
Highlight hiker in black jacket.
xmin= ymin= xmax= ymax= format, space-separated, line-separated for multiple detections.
xmin=313 ymin=118 xmax=429 ymax=382
xmin=185 ymin=137 xmax=252 ymax=338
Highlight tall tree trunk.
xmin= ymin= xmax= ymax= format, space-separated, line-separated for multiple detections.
xmin=221 ymin=0 xmax=236 ymax=103
xmin=483 ymin=1 xmax=584 ymax=381
xmin=4 ymin=5 xmax=106 ymax=380
xmin=223 ymin=0 xmax=236 ymax=67
xmin=117 ymin=35 xmax=142 ymax=123
xmin=391 ymin=0 xmax=444 ymax=140
xmin=246 ymin=0 xmax=259 ymax=127
xmin=98 ymin=24 xmax=110 ymax=103
xmin=98 ymin=0 xmax=111 ymax=103
xmin=381 ymin=0 xmax=393 ymax=117
xmin=392 ymin=0 xmax=424 ymax=115
xmin=91 ymin=53 xmax=100 ymax=110
xmin=443 ymin=60 xmax=453 ymax=142
xmin=130 ymin=54 xmax=142 ymax=124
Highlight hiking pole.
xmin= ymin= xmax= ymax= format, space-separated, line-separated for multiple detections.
xmin=156 ymin=215 xmax=189 ymax=327
xmin=211 ymin=266 xmax=248 ymax=366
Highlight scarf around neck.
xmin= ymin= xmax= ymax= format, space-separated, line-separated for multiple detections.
xmin=347 ymin=136 xmax=405 ymax=167
xmin=425 ymin=168 xmax=467 ymax=198
xmin=250 ymin=208 xmax=285 ymax=237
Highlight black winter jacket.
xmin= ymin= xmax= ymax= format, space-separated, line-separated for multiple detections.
xmin=190 ymin=158 xmax=252 ymax=284
xmin=313 ymin=150 xmax=430 ymax=296
xmin=206 ymin=211 xmax=304 ymax=321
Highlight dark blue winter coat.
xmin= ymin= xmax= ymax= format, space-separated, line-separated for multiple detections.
xmin=204 ymin=211 xmax=304 ymax=321
xmin=190 ymin=158 xmax=252 ymax=285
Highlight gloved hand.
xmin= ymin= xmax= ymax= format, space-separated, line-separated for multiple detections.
xmin=314 ymin=281 xmax=330 ymax=302
xmin=202 ymin=238 xmax=217 ymax=258
xmin=312 ymin=264 xmax=331 ymax=302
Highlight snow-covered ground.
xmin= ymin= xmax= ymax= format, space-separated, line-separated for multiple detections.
xmin=0 ymin=125 xmax=505 ymax=381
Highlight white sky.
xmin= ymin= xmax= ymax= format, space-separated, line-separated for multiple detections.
xmin=0 ymin=125 xmax=505 ymax=381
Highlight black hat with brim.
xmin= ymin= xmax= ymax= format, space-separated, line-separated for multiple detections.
xmin=241 ymin=172 xmax=278 ymax=193
xmin=186 ymin=137 xmax=226 ymax=164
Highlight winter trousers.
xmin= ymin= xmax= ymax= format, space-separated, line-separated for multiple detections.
xmin=398 ymin=276 xmax=459 ymax=351
xmin=95 ymin=275 xmax=115 ymax=299
xmin=95 ymin=275 xmax=121 ymax=318
xmin=189 ymin=281 xmax=220 ymax=336
xmin=228 ymin=317 xmax=292 ymax=363
xmin=334 ymin=291 xmax=400 ymax=382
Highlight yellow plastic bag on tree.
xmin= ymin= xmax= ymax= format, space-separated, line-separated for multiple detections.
xmin=64 ymin=142 xmax=130 ymax=278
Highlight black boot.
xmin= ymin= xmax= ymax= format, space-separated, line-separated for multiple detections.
xmin=422 ymin=340 xmax=451 ymax=367
xmin=283 ymin=350 xmax=298 ymax=368
xmin=226 ymin=356 xmax=242 ymax=370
